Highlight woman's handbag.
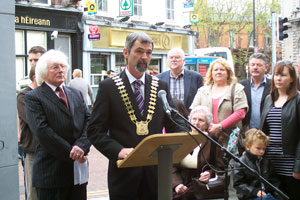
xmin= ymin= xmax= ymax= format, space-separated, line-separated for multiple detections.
xmin=173 ymin=174 xmax=227 ymax=200
xmin=227 ymin=127 xmax=240 ymax=156
xmin=190 ymin=174 xmax=226 ymax=199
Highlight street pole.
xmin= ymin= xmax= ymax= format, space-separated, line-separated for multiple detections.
xmin=272 ymin=12 xmax=277 ymax=73
xmin=253 ymin=0 xmax=257 ymax=52
xmin=0 ymin=1 xmax=20 ymax=200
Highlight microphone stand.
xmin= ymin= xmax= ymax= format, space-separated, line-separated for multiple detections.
xmin=169 ymin=108 xmax=289 ymax=200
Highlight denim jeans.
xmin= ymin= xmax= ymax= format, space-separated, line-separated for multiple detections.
xmin=253 ymin=193 xmax=277 ymax=200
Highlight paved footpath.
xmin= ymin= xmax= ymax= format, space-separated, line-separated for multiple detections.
xmin=19 ymin=146 xmax=238 ymax=200
xmin=19 ymin=146 xmax=110 ymax=200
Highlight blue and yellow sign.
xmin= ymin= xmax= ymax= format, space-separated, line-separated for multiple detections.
xmin=88 ymin=3 xmax=97 ymax=15
xmin=190 ymin=13 xmax=199 ymax=23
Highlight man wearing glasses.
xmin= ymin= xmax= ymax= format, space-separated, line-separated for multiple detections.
xmin=25 ymin=50 xmax=91 ymax=200
xmin=157 ymin=48 xmax=203 ymax=110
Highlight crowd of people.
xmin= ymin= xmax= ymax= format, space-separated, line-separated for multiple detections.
xmin=17 ymin=31 xmax=300 ymax=200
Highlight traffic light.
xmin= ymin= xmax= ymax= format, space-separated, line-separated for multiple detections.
xmin=278 ymin=17 xmax=288 ymax=41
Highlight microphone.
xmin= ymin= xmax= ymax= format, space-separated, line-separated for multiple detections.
xmin=158 ymin=90 xmax=173 ymax=115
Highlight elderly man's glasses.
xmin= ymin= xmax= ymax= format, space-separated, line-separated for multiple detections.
xmin=169 ymin=56 xmax=182 ymax=60
xmin=50 ymin=64 xmax=67 ymax=72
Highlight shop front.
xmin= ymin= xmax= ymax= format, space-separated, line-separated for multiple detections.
xmin=15 ymin=4 xmax=83 ymax=90
xmin=82 ymin=20 xmax=192 ymax=97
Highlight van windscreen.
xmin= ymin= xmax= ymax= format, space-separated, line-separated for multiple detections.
xmin=204 ymin=52 xmax=227 ymax=60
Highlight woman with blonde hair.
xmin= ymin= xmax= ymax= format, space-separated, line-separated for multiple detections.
xmin=190 ymin=58 xmax=248 ymax=146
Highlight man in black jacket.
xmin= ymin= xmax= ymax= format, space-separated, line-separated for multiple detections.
xmin=17 ymin=46 xmax=45 ymax=200
xmin=25 ymin=50 xmax=91 ymax=200
xmin=240 ymin=53 xmax=271 ymax=130
xmin=88 ymin=32 xmax=186 ymax=200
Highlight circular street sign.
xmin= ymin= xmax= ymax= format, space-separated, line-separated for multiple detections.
xmin=89 ymin=24 xmax=99 ymax=34
xmin=90 ymin=4 xmax=95 ymax=10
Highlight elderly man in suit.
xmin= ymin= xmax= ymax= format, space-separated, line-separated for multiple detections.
xmin=88 ymin=32 xmax=186 ymax=200
xmin=297 ymin=54 xmax=300 ymax=91
xmin=25 ymin=50 xmax=91 ymax=200
xmin=240 ymin=53 xmax=271 ymax=129
xmin=157 ymin=47 xmax=203 ymax=109
xmin=17 ymin=46 xmax=46 ymax=200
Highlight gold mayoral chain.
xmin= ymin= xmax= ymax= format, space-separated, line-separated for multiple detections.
xmin=112 ymin=75 xmax=159 ymax=136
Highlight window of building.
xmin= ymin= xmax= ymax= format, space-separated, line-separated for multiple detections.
xmin=134 ymin=0 xmax=142 ymax=16
xmin=148 ymin=59 xmax=160 ymax=76
xmin=15 ymin=30 xmax=47 ymax=90
xmin=33 ymin=0 xmax=50 ymax=5
xmin=229 ymin=30 xmax=236 ymax=48
xmin=248 ymin=31 xmax=254 ymax=47
xmin=90 ymin=53 xmax=110 ymax=86
xmin=166 ymin=0 xmax=174 ymax=20
xmin=98 ymin=0 xmax=108 ymax=12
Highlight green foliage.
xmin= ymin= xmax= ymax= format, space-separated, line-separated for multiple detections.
xmin=192 ymin=0 xmax=280 ymax=48
xmin=191 ymin=0 xmax=279 ymax=79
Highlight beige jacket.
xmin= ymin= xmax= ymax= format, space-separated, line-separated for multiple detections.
xmin=190 ymin=83 xmax=248 ymax=145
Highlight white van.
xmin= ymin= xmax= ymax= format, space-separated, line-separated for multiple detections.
xmin=194 ymin=47 xmax=234 ymax=72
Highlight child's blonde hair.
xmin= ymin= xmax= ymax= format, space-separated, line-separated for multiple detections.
xmin=244 ymin=128 xmax=269 ymax=147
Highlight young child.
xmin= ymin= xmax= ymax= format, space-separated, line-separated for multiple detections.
xmin=233 ymin=128 xmax=281 ymax=200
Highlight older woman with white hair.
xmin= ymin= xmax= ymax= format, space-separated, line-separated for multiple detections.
xmin=172 ymin=106 xmax=224 ymax=200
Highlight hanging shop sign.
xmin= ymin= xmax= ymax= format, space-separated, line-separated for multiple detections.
xmin=119 ymin=0 xmax=133 ymax=17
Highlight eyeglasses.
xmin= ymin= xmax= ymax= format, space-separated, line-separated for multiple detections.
xmin=168 ymin=56 xmax=182 ymax=60
xmin=49 ymin=64 xmax=67 ymax=72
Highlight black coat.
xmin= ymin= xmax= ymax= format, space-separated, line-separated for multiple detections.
xmin=157 ymin=69 xmax=203 ymax=109
xmin=25 ymin=83 xmax=91 ymax=188
xmin=239 ymin=78 xmax=271 ymax=127
xmin=87 ymin=71 xmax=187 ymax=200
xmin=233 ymin=150 xmax=281 ymax=200
xmin=260 ymin=93 xmax=300 ymax=172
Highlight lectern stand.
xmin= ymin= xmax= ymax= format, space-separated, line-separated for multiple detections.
xmin=117 ymin=132 xmax=205 ymax=200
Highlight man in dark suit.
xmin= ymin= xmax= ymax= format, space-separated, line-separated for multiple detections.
xmin=25 ymin=50 xmax=91 ymax=200
xmin=87 ymin=32 xmax=186 ymax=200
xmin=240 ymin=53 xmax=271 ymax=129
xmin=157 ymin=47 xmax=203 ymax=109
xmin=17 ymin=46 xmax=45 ymax=200
xmin=297 ymin=55 xmax=300 ymax=91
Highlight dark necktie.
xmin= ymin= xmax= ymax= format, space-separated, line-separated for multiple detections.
xmin=133 ymin=80 xmax=144 ymax=115
xmin=56 ymin=87 xmax=69 ymax=110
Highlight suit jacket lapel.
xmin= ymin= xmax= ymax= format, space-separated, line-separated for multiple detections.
xmin=64 ymin=86 xmax=75 ymax=116
xmin=261 ymin=78 xmax=271 ymax=111
xmin=143 ymin=74 xmax=152 ymax=120
xmin=120 ymin=71 xmax=144 ymax=120
xmin=244 ymin=79 xmax=251 ymax=109
xmin=183 ymin=70 xmax=191 ymax=106
xmin=41 ymin=83 xmax=71 ymax=116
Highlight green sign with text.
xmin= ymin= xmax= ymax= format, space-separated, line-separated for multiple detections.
xmin=119 ymin=0 xmax=133 ymax=17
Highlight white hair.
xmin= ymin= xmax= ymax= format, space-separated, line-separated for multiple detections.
xmin=35 ymin=50 xmax=69 ymax=86
xmin=188 ymin=105 xmax=213 ymax=126
xmin=167 ymin=47 xmax=185 ymax=58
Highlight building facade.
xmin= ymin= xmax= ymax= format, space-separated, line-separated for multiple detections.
xmin=280 ymin=0 xmax=300 ymax=63
xmin=15 ymin=0 xmax=195 ymax=99
xmin=15 ymin=0 xmax=83 ymax=90
xmin=80 ymin=0 xmax=195 ymax=98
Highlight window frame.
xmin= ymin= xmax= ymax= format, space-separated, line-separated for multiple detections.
xmin=166 ymin=0 xmax=174 ymax=20
xmin=98 ymin=0 xmax=108 ymax=12
xmin=133 ymin=0 xmax=142 ymax=17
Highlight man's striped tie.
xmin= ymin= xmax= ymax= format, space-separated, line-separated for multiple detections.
xmin=133 ymin=80 xmax=144 ymax=115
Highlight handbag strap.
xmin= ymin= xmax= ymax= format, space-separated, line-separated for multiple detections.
xmin=231 ymin=83 xmax=236 ymax=110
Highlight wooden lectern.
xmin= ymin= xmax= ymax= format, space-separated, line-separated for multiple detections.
xmin=117 ymin=132 xmax=206 ymax=200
